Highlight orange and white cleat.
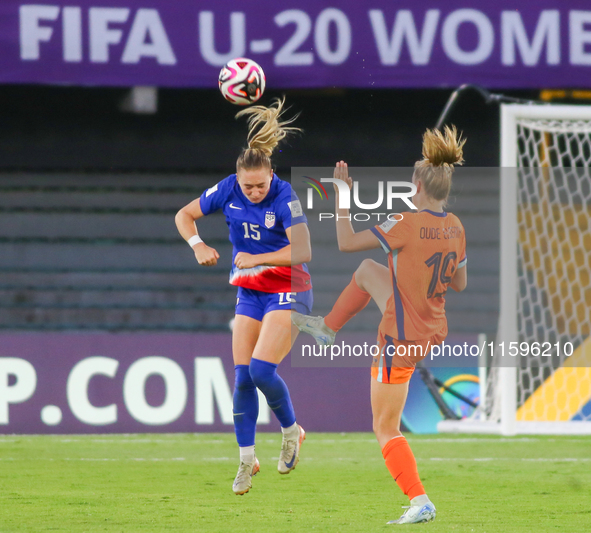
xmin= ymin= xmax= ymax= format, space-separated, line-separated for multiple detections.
xmin=232 ymin=458 xmax=260 ymax=495
xmin=278 ymin=425 xmax=306 ymax=474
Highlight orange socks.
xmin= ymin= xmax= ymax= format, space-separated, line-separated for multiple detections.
xmin=324 ymin=273 xmax=371 ymax=333
xmin=381 ymin=436 xmax=425 ymax=500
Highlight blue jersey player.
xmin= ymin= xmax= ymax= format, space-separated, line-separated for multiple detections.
xmin=175 ymin=98 xmax=311 ymax=495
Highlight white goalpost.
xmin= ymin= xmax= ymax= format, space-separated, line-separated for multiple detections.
xmin=440 ymin=103 xmax=591 ymax=435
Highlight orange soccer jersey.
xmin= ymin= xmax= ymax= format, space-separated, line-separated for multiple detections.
xmin=369 ymin=210 xmax=466 ymax=382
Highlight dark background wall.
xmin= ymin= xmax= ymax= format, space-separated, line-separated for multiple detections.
xmin=0 ymin=86 xmax=539 ymax=170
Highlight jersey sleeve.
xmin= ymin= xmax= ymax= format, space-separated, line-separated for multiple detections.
xmin=370 ymin=216 xmax=412 ymax=253
xmin=277 ymin=188 xmax=307 ymax=229
xmin=199 ymin=176 xmax=232 ymax=216
xmin=457 ymin=222 xmax=467 ymax=268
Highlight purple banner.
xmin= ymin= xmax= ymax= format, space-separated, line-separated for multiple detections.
xmin=0 ymin=1 xmax=590 ymax=88
xmin=0 ymin=333 xmax=373 ymax=434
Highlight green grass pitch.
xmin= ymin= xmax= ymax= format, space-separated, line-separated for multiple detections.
xmin=0 ymin=433 xmax=589 ymax=532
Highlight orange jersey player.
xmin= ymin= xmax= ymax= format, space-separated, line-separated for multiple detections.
xmin=370 ymin=207 xmax=467 ymax=384
xmin=293 ymin=125 xmax=467 ymax=525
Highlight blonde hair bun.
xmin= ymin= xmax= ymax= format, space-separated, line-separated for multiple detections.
xmin=414 ymin=125 xmax=466 ymax=204
xmin=421 ymin=125 xmax=465 ymax=168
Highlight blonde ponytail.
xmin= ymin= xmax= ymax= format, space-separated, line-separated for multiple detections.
xmin=414 ymin=125 xmax=466 ymax=203
xmin=236 ymin=97 xmax=301 ymax=171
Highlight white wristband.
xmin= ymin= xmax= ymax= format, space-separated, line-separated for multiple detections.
xmin=188 ymin=235 xmax=203 ymax=248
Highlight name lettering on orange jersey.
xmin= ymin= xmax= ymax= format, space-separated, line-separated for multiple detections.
xmin=420 ymin=227 xmax=441 ymax=240
xmin=442 ymin=226 xmax=463 ymax=239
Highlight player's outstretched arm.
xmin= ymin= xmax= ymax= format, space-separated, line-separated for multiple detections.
xmin=234 ymin=223 xmax=311 ymax=269
xmin=175 ymin=197 xmax=220 ymax=267
xmin=333 ymin=161 xmax=381 ymax=253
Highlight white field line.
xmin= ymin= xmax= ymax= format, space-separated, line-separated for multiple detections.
xmin=424 ymin=457 xmax=591 ymax=462
xmin=300 ymin=457 xmax=591 ymax=462
xmin=0 ymin=456 xmax=588 ymax=462
xmin=70 ymin=437 xmax=591 ymax=444
xmin=0 ymin=437 xmax=589 ymax=445
xmin=0 ymin=457 xmax=187 ymax=461
xmin=87 ymin=457 xmax=185 ymax=461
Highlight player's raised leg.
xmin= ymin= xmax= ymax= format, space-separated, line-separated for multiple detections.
xmin=231 ymin=314 xmax=261 ymax=495
xmin=371 ymin=378 xmax=435 ymax=524
xmin=292 ymin=258 xmax=391 ymax=344
xmin=250 ymin=309 xmax=305 ymax=474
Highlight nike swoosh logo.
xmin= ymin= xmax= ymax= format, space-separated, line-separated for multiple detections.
xmin=278 ymin=301 xmax=291 ymax=305
xmin=284 ymin=451 xmax=297 ymax=469
xmin=229 ymin=203 xmax=242 ymax=209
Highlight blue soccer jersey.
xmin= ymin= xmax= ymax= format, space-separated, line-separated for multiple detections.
xmin=199 ymin=173 xmax=312 ymax=293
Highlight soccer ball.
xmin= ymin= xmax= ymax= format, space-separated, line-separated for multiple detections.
xmin=218 ymin=58 xmax=266 ymax=106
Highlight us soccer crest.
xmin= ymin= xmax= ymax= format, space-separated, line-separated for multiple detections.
xmin=265 ymin=211 xmax=276 ymax=228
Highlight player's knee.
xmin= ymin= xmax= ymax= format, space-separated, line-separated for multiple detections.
xmin=356 ymin=258 xmax=378 ymax=279
xmin=372 ymin=416 xmax=385 ymax=438
xmin=373 ymin=413 xmax=401 ymax=441
xmin=235 ymin=364 xmax=256 ymax=391
xmin=355 ymin=259 xmax=378 ymax=289
xmin=248 ymin=358 xmax=277 ymax=390
xmin=358 ymin=258 xmax=377 ymax=272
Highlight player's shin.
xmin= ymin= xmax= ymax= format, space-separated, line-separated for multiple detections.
xmin=249 ymin=358 xmax=296 ymax=428
xmin=249 ymin=358 xmax=305 ymax=474
xmin=233 ymin=364 xmax=259 ymax=462
xmin=382 ymin=436 xmax=426 ymax=500
xmin=324 ymin=272 xmax=371 ymax=333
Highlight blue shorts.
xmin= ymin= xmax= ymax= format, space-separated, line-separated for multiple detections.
xmin=235 ymin=287 xmax=313 ymax=322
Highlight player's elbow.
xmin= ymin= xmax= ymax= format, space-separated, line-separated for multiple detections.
xmin=175 ymin=208 xmax=198 ymax=232
xmin=175 ymin=208 xmax=188 ymax=226
xmin=338 ymin=240 xmax=355 ymax=253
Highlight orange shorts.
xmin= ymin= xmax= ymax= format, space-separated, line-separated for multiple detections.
xmin=371 ymin=330 xmax=446 ymax=384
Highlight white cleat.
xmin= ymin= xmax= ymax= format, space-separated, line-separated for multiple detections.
xmin=291 ymin=312 xmax=336 ymax=346
xmin=387 ymin=502 xmax=436 ymax=524
xmin=232 ymin=458 xmax=260 ymax=495
xmin=278 ymin=425 xmax=306 ymax=474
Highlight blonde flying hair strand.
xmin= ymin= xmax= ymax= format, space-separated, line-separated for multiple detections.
xmin=236 ymin=97 xmax=301 ymax=171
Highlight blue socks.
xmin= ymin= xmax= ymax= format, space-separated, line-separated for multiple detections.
xmin=249 ymin=358 xmax=296 ymax=428
xmin=233 ymin=360 xmax=297 ymax=448
xmin=233 ymin=365 xmax=258 ymax=447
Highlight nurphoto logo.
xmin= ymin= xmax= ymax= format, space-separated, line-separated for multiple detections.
xmin=303 ymin=175 xmax=417 ymax=222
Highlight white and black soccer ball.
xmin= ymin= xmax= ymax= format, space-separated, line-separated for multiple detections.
xmin=218 ymin=58 xmax=266 ymax=106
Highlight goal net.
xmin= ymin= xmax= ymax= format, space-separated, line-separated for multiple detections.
xmin=441 ymin=104 xmax=591 ymax=435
